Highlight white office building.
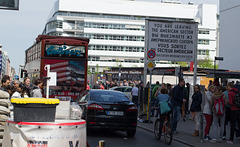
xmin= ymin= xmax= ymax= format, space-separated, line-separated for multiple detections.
xmin=43 ymin=0 xmax=218 ymax=72
xmin=219 ymin=0 xmax=240 ymax=71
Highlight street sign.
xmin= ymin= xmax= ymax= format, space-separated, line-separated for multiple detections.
xmin=147 ymin=50 xmax=156 ymax=59
xmin=145 ymin=20 xmax=198 ymax=62
xmin=147 ymin=60 xmax=155 ymax=71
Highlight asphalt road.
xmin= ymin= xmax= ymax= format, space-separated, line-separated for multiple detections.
xmin=87 ymin=127 xmax=189 ymax=147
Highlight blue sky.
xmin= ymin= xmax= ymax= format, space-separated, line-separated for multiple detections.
xmin=0 ymin=0 xmax=218 ymax=74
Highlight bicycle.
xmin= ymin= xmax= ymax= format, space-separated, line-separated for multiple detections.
xmin=154 ymin=111 xmax=173 ymax=145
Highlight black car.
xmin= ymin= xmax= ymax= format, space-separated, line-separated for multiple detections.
xmin=77 ymin=89 xmax=138 ymax=137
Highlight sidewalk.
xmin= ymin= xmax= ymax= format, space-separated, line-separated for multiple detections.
xmin=137 ymin=115 xmax=240 ymax=147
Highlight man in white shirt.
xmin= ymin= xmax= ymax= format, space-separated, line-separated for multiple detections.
xmin=131 ymin=85 xmax=139 ymax=106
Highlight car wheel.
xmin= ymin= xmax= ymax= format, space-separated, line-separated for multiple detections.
xmin=126 ymin=128 xmax=136 ymax=137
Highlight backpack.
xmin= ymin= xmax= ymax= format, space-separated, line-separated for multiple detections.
xmin=213 ymin=95 xmax=225 ymax=115
xmin=234 ymin=91 xmax=240 ymax=108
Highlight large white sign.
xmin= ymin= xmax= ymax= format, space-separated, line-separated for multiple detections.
xmin=146 ymin=20 xmax=198 ymax=62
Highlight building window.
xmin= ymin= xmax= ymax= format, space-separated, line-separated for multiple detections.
xmin=198 ymin=39 xmax=209 ymax=45
xmin=199 ymin=30 xmax=210 ymax=34
xmin=82 ymin=33 xmax=144 ymax=42
xmin=46 ymin=20 xmax=63 ymax=32
xmin=197 ymin=49 xmax=209 ymax=55
xmin=92 ymin=68 xmax=95 ymax=73
xmin=84 ymin=22 xmax=144 ymax=31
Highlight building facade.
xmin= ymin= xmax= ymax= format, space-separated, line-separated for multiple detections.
xmin=219 ymin=0 xmax=240 ymax=71
xmin=0 ymin=45 xmax=14 ymax=80
xmin=43 ymin=0 xmax=218 ymax=72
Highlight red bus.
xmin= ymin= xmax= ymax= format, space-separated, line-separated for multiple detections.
xmin=24 ymin=35 xmax=89 ymax=100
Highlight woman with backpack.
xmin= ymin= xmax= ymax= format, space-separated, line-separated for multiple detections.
xmin=210 ymin=86 xmax=228 ymax=143
xmin=190 ymin=84 xmax=202 ymax=137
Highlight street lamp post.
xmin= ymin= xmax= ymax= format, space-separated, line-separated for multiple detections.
xmin=214 ymin=56 xmax=224 ymax=84
xmin=118 ymin=65 xmax=121 ymax=83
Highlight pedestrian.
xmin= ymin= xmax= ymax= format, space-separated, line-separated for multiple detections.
xmin=222 ymin=86 xmax=231 ymax=140
xmin=104 ymin=81 xmax=110 ymax=89
xmin=87 ymin=84 xmax=90 ymax=90
xmin=185 ymin=83 xmax=190 ymax=116
xmin=171 ymin=78 xmax=186 ymax=133
xmin=208 ymin=80 xmax=213 ymax=90
xmin=22 ymin=77 xmax=32 ymax=97
xmin=0 ymin=75 xmax=11 ymax=93
xmin=31 ymin=79 xmax=43 ymax=98
xmin=227 ymin=82 xmax=240 ymax=144
xmin=211 ymin=86 xmax=227 ymax=143
xmin=138 ymin=82 xmax=144 ymax=116
xmin=11 ymin=84 xmax=23 ymax=98
xmin=12 ymin=80 xmax=20 ymax=90
xmin=99 ymin=81 xmax=105 ymax=90
xmin=87 ymin=81 xmax=92 ymax=89
xmin=152 ymin=81 xmax=160 ymax=98
xmin=182 ymin=83 xmax=187 ymax=121
xmin=92 ymin=81 xmax=100 ymax=89
xmin=234 ymin=81 xmax=240 ymax=91
xmin=109 ymin=81 xmax=115 ymax=88
xmin=203 ymin=85 xmax=215 ymax=141
xmin=131 ymin=84 xmax=139 ymax=106
xmin=154 ymin=83 xmax=166 ymax=98
xmin=167 ymin=83 xmax=172 ymax=95
xmin=190 ymin=84 xmax=202 ymax=137
xmin=152 ymin=81 xmax=160 ymax=117
xmin=214 ymin=78 xmax=220 ymax=86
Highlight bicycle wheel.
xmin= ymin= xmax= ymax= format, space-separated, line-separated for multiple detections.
xmin=154 ymin=119 xmax=161 ymax=140
xmin=163 ymin=121 xmax=173 ymax=145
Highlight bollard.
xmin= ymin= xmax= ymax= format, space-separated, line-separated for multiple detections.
xmin=99 ymin=140 xmax=105 ymax=147
xmin=200 ymin=112 xmax=204 ymax=143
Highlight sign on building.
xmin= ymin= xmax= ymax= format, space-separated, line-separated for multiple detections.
xmin=145 ymin=19 xmax=198 ymax=62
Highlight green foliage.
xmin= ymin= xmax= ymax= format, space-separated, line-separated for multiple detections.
xmin=87 ymin=66 xmax=92 ymax=75
xmin=113 ymin=59 xmax=123 ymax=67
xmin=198 ymin=56 xmax=214 ymax=69
xmin=177 ymin=61 xmax=188 ymax=67
xmin=94 ymin=64 xmax=99 ymax=74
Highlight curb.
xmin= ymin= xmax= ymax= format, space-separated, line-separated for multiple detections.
xmin=137 ymin=124 xmax=195 ymax=147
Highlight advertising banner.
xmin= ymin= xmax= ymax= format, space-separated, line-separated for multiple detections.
xmin=146 ymin=20 xmax=198 ymax=62
xmin=43 ymin=59 xmax=86 ymax=99
xmin=3 ymin=119 xmax=86 ymax=147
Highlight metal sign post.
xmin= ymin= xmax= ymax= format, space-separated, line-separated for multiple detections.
xmin=148 ymin=70 xmax=153 ymax=123
xmin=44 ymin=65 xmax=50 ymax=99
xmin=146 ymin=60 xmax=155 ymax=123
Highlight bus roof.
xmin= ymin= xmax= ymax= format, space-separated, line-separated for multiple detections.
xmin=36 ymin=35 xmax=89 ymax=43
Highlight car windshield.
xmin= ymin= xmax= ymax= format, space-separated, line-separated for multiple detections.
xmin=90 ymin=91 xmax=130 ymax=102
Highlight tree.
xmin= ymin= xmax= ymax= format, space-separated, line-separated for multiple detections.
xmin=198 ymin=54 xmax=214 ymax=69
xmin=94 ymin=64 xmax=99 ymax=74
xmin=87 ymin=66 xmax=92 ymax=75
xmin=176 ymin=61 xmax=188 ymax=67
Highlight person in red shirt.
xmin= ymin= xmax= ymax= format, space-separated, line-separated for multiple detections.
xmin=87 ymin=84 xmax=90 ymax=90
xmin=227 ymin=82 xmax=240 ymax=144
xmin=99 ymin=81 xmax=105 ymax=90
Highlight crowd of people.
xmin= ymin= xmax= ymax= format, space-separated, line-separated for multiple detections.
xmin=87 ymin=79 xmax=141 ymax=90
xmin=0 ymin=75 xmax=43 ymax=99
xmin=2 ymin=74 xmax=240 ymax=144
xmin=91 ymin=78 xmax=240 ymax=144
xmin=145 ymin=78 xmax=240 ymax=144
